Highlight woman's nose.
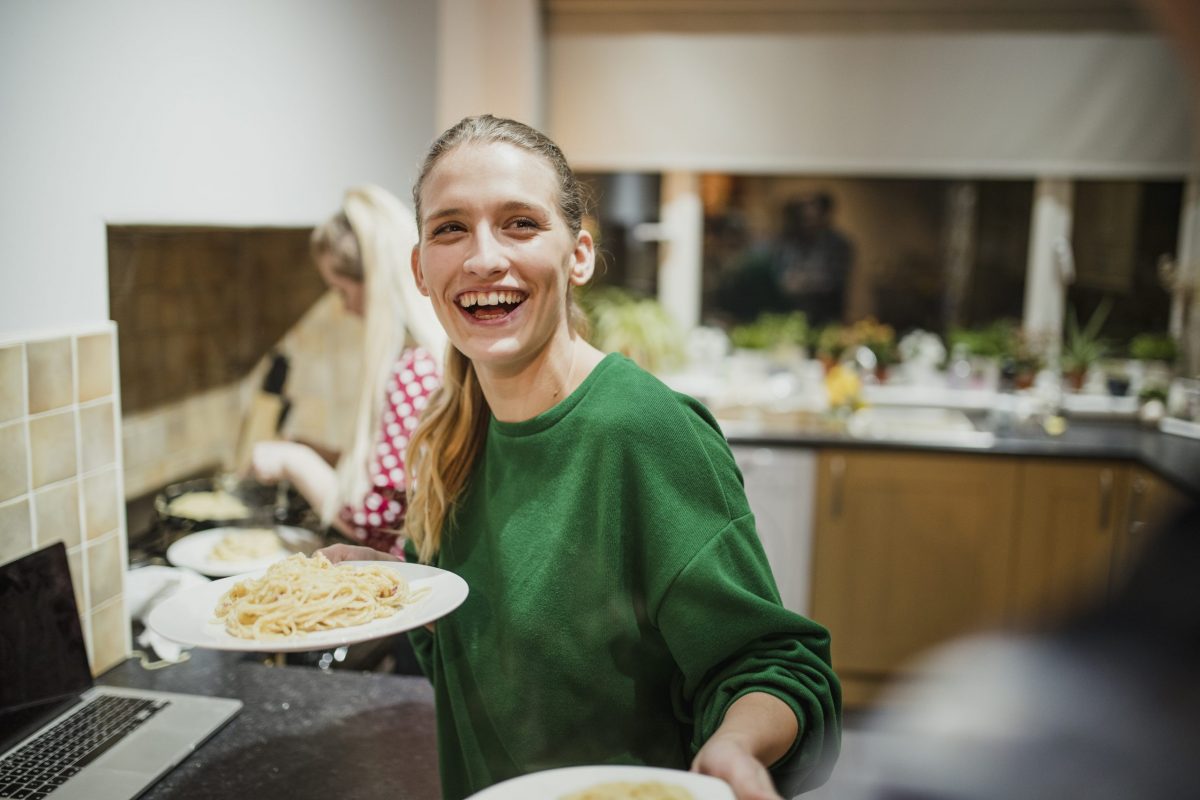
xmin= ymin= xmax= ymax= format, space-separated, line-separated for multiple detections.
xmin=463 ymin=227 xmax=507 ymax=276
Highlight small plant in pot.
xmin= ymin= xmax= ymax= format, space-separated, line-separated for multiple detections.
xmin=1129 ymin=332 xmax=1178 ymax=366
xmin=729 ymin=311 xmax=809 ymax=364
xmin=1061 ymin=298 xmax=1112 ymax=392
xmin=813 ymin=324 xmax=850 ymax=372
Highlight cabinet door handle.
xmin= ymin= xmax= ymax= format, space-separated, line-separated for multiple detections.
xmin=1129 ymin=475 xmax=1147 ymax=531
xmin=830 ymin=456 xmax=846 ymax=519
xmin=1098 ymin=468 xmax=1113 ymax=531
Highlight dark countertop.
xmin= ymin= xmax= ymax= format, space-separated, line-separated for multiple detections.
xmin=727 ymin=419 xmax=1200 ymax=496
xmin=98 ymin=649 xmax=440 ymax=800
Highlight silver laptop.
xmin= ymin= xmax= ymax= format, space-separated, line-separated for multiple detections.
xmin=0 ymin=542 xmax=241 ymax=800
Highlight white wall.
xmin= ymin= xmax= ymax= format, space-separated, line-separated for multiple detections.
xmin=548 ymin=32 xmax=1196 ymax=176
xmin=0 ymin=0 xmax=437 ymax=335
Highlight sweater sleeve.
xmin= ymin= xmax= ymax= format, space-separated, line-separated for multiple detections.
xmin=655 ymin=512 xmax=842 ymax=793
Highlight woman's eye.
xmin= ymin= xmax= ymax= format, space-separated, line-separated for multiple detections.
xmin=511 ymin=217 xmax=541 ymax=230
xmin=432 ymin=222 xmax=465 ymax=236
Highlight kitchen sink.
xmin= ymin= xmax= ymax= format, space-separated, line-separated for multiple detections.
xmin=846 ymin=407 xmax=996 ymax=448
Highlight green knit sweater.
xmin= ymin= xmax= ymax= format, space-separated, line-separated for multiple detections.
xmin=408 ymin=353 xmax=840 ymax=799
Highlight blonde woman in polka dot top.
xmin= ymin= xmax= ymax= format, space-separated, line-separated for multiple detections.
xmin=251 ymin=186 xmax=446 ymax=558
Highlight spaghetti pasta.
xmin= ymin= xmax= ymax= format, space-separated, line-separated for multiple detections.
xmin=167 ymin=491 xmax=250 ymax=521
xmin=209 ymin=529 xmax=282 ymax=562
xmin=560 ymin=782 xmax=695 ymax=800
xmin=213 ymin=552 xmax=427 ymax=639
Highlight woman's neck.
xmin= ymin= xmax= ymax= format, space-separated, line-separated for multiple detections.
xmin=478 ymin=337 xmax=605 ymax=423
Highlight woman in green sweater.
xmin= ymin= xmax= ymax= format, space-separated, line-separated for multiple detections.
xmin=324 ymin=115 xmax=841 ymax=800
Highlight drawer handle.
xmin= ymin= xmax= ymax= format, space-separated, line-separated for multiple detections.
xmin=831 ymin=456 xmax=846 ymax=519
xmin=1098 ymin=469 xmax=1113 ymax=531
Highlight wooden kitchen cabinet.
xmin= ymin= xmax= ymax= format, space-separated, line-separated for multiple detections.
xmin=810 ymin=449 xmax=1020 ymax=704
xmin=1009 ymin=460 xmax=1129 ymax=626
xmin=1112 ymin=466 xmax=1192 ymax=585
xmin=806 ymin=449 xmax=1193 ymax=707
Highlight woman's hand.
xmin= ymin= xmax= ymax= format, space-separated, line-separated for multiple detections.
xmin=692 ymin=734 xmax=782 ymax=800
xmin=317 ymin=543 xmax=402 ymax=564
xmin=250 ymin=441 xmax=308 ymax=484
xmin=691 ymin=692 xmax=797 ymax=800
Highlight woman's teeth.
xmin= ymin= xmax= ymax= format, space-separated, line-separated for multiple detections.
xmin=457 ymin=290 xmax=526 ymax=319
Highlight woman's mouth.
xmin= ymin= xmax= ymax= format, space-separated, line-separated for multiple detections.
xmin=456 ymin=289 xmax=527 ymax=321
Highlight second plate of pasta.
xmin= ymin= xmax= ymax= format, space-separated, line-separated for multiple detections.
xmin=147 ymin=556 xmax=469 ymax=652
xmin=165 ymin=526 xmax=322 ymax=577
xmin=465 ymin=765 xmax=734 ymax=800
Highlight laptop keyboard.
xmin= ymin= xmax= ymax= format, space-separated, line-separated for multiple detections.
xmin=0 ymin=695 xmax=169 ymax=799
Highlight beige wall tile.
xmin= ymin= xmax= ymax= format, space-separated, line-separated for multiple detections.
xmin=29 ymin=410 xmax=77 ymax=488
xmin=82 ymin=468 xmax=119 ymax=541
xmin=87 ymin=535 xmax=123 ymax=607
xmin=0 ymin=499 xmax=32 ymax=564
xmin=33 ymin=480 xmax=81 ymax=551
xmin=79 ymin=402 xmax=116 ymax=473
xmin=77 ymin=332 xmax=114 ymax=403
xmin=90 ymin=597 xmax=128 ymax=675
xmin=27 ymin=338 xmax=74 ymax=414
xmin=0 ymin=421 xmax=28 ymax=503
xmin=0 ymin=344 xmax=22 ymax=423
xmin=66 ymin=546 xmax=86 ymax=620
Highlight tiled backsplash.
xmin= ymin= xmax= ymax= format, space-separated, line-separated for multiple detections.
xmin=108 ymin=226 xmax=324 ymax=414
xmin=120 ymin=290 xmax=364 ymax=501
xmin=0 ymin=323 xmax=128 ymax=675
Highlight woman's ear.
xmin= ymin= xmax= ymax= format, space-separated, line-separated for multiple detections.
xmin=569 ymin=229 xmax=596 ymax=287
xmin=411 ymin=245 xmax=429 ymax=296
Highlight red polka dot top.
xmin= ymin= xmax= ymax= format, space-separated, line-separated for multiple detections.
xmin=338 ymin=347 xmax=440 ymax=559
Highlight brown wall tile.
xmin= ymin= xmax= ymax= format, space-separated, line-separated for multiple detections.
xmin=0 ymin=421 xmax=28 ymax=503
xmin=27 ymin=338 xmax=74 ymax=414
xmin=28 ymin=410 xmax=77 ymax=488
xmin=33 ymin=480 xmax=81 ymax=551
xmin=87 ymin=535 xmax=123 ymax=607
xmin=82 ymin=468 xmax=119 ymax=541
xmin=90 ymin=598 xmax=127 ymax=675
xmin=77 ymin=332 xmax=114 ymax=403
xmin=0 ymin=499 xmax=32 ymax=564
xmin=79 ymin=402 xmax=116 ymax=473
xmin=0 ymin=345 xmax=23 ymax=423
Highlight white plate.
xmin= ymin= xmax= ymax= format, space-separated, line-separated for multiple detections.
xmin=165 ymin=526 xmax=322 ymax=577
xmin=467 ymin=765 xmax=734 ymax=800
xmin=146 ymin=560 xmax=468 ymax=652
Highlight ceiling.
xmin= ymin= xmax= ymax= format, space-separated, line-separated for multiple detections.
xmin=544 ymin=0 xmax=1153 ymax=35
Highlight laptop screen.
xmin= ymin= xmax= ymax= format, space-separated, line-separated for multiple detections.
xmin=0 ymin=542 xmax=94 ymax=748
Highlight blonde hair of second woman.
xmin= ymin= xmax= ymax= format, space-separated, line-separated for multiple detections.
xmin=309 ymin=185 xmax=447 ymax=527
xmin=405 ymin=115 xmax=590 ymax=564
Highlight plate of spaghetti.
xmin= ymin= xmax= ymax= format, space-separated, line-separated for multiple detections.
xmin=147 ymin=552 xmax=468 ymax=652
xmin=166 ymin=526 xmax=322 ymax=577
xmin=466 ymin=766 xmax=734 ymax=800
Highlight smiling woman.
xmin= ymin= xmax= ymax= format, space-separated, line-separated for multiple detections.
xmin=321 ymin=115 xmax=842 ymax=800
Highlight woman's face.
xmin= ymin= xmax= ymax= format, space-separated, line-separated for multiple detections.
xmin=412 ymin=141 xmax=593 ymax=375
xmin=316 ymin=253 xmax=365 ymax=317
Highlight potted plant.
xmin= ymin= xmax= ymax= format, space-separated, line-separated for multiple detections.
xmin=843 ymin=317 xmax=897 ymax=382
xmin=579 ymin=287 xmax=685 ymax=375
xmin=729 ymin=312 xmax=808 ymax=364
xmin=1061 ymin=299 xmax=1113 ymax=391
xmin=1129 ymin=332 xmax=1178 ymax=365
xmin=813 ymin=323 xmax=850 ymax=372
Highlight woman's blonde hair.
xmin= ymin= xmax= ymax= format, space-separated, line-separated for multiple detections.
xmin=312 ymin=186 xmax=447 ymax=526
xmin=405 ymin=115 xmax=589 ymax=563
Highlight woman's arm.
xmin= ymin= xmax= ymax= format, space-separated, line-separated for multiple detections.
xmin=251 ymin=441 xmax=353 ymax=536
xmin=692 ymin=692 xmax=798 ymax=800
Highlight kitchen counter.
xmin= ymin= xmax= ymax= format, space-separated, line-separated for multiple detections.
xmin=724 ymin=417 xmax=1200 ymax=496
xmin=98 ymin=649 xmax=440 ymax=800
